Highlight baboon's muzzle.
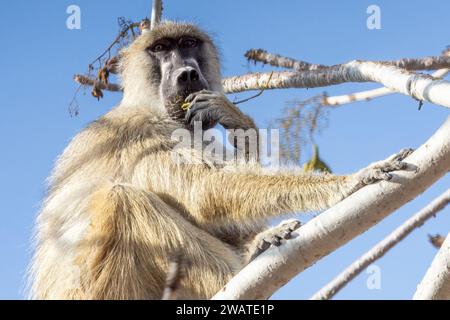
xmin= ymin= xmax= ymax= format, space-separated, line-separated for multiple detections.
xmin=173 ymin=66 xmax=208 ymax=95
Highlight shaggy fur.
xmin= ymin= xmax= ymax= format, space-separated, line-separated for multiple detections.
xmin=29 ymin=22 xmax=361 ymax=299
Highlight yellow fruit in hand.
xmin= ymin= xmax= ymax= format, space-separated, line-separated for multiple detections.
xmin=181 ymin=102 xmax=191 ymax=111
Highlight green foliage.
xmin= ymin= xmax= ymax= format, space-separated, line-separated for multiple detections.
xmin=302 ymin=144 xmax=332 ymax=173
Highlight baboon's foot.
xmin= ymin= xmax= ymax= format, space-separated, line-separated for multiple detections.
xmin=247 ymin=219 xmax=301 ymax=262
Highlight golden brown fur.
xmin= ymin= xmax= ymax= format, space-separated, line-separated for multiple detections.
xmin=29 ymin=22 xmax=369 ymax=299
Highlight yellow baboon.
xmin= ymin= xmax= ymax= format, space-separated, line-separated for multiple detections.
xmin=29 ymin=22 xmax=411 ymax=299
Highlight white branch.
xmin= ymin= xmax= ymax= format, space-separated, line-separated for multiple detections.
xmin=310 ymin=189 xmax=450 ymax=300
xmin=245 ymin=49 xmax=327 ymax=71
xmin=151 ymin=0 xmax=163 ymax=30
xmin=213 ymin=116 xmax=450 ymax=300
xmin=245 ymin=49 xmax=450 ymax=72
xmin=323 ymin=68 xmax=450 ymax=106
xmin=413 ymin=232 xmax=450 ymax=299
xmin=223 ymin=61 xmax=450 ymax=109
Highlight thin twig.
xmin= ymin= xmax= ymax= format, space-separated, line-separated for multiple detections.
xmin=234 ymin=71 xmax=274 ymax=104
xmin=68 ymin=84 xmax=82 ymax=117
xmin=88 ymin=20 xmax=140 ymax=69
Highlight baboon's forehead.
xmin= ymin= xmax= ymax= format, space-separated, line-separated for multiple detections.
xmin=135 ymin=22 xmax=214 ymax=48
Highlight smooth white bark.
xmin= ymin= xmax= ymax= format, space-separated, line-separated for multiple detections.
xmin=310 ymin=189 xmax=450 ymax=300
xmin=223 ymin=61 xmax=450 ymax=109
xmin=150 ymin=0 xmax=162 ymax=30
xmin=323 ymin=68 xmax=450 ymax=106
xmin=413 ymin=232 xmax=450 ymax=300
xmin=213 ymin=116 xmax=450 ymax=300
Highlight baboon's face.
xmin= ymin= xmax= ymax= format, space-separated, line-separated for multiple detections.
xmin=147 ymin=35 xmax=210 ymax=119
xmin=121 ymin=23 xmax=222 ymax=118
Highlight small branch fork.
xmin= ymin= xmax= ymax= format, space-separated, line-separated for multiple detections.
xmin=70 ymin=1 xmax=164 ymax=111
xmin=68 ymin=15 xmax=153 ymax=113
xmin=222 ymin=59 xmax=450 ymax=109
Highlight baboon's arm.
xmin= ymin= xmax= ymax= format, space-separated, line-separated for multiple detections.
xmin=189 ymin=170 xmax=354 ymax=223
xmin=185 ymin=90 xmax=256 ymax=131
xmin=184 ymin=90 xmax=259 ymax=160
xmin=140 ymin=148 xmax=411 ymax=225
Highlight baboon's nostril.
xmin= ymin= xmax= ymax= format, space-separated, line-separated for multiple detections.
xmin=190 ymin=69 xmax=199 ymax=82
xmin=178 ymin=71 xmax=189 ymax=83
xmin=177 ymin=68 xmax=200 ymax=85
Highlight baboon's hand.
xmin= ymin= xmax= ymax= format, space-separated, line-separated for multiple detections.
xmin=184 ymin=90 xmax=249 ymax=130
xmin=353 ymin=148 xmax=414 ymax=186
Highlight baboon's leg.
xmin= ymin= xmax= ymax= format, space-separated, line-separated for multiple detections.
xmin=77 ymin=183 xmax=241 ymax=299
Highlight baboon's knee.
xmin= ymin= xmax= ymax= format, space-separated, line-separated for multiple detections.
xmin=90 ymin=183 xmax=147 ymax=220
xmin=88 ymin=183 xmax=181 ymax=239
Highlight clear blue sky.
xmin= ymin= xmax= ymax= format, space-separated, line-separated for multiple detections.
xmin=0 ymin=0 xmax=449 ymax=300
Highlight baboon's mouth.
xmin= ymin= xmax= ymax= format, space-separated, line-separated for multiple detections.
xmin=175 ymin=87 xmax=206 ymax=106
xmin=165 ymin=85 xmax=208 ymax=121
xmin=181 ymin=86 xmax=207 ymax=100
xmin=165 ymin=95 xmax=190 ymax=122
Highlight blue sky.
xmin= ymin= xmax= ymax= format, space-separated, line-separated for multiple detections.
xmin=0 ymin=0 xmax=449 ymax=300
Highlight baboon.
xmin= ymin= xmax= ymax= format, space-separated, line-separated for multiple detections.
xmin=29 ymin=21 xmax=411 ymax=299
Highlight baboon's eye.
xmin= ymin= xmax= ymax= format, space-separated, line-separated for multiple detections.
xmin=150 ymin=43 xmax=168 ymax=52
xmin=180 ymin=38 xmax=198 ymax=48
